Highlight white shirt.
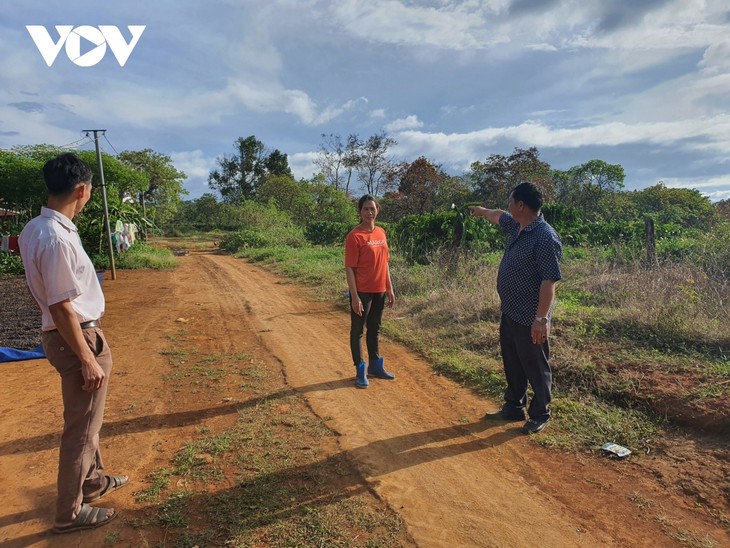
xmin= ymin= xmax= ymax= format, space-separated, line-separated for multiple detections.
xmin=19 ymin=207 xmax=105 ymax=331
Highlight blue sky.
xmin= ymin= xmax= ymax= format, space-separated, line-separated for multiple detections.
xmin=2 ymin=0 xmax=730 ymax=201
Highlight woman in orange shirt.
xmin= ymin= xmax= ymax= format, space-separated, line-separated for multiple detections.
xmin=345 ymin=195 xmax=396 ymax=388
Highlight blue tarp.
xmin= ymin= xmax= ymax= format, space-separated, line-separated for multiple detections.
xmin=0 ymin=345 xmax=45 ymax=362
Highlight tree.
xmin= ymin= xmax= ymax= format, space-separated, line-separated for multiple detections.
xmin=0 ymin=149 xmax=47 ymax=218
xmin=388 ymin=157 xmax=467 ymax=216
xmin=0 ymin=145 xmax=154 ymax=255
xmin=208 ymin=136 xmax=291 ymax=203
xmin=632 ymin=183 xmax=716 ymax=230
xmin=357 ymin=132 xmax=397 ymax=197
xmin=313 ymin=133 xmax=361 ymax=194
xmin=257 ymin=174 xmax=313 ymax=226
xmin=715 ymin=198 xmax=730 ymax=220
xmin=305 ymin=178 xmax=358 ymax=225
xmin=118 ymin=149 xmax=188 ymax=229
xmin=554 ymin=159 xmax=625 ymax=218
xmin=265 ymin=149 xmax=293 ymax=179
xmin=468 ymin=147 xmax=554 ymax=207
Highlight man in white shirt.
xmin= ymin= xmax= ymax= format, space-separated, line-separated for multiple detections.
xmin=19 ymin=153 xmax=127 ymax=534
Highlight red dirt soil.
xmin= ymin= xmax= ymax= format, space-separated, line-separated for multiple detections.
xmin=0 ymin=247 xmax=727 ymax=547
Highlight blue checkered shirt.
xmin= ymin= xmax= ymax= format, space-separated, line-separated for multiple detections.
xmin=496 ymin=212 xmax=562 ymax=326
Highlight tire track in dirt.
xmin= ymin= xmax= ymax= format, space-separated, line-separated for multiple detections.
xmin=198 ymin=252 xmax=616 ymax=547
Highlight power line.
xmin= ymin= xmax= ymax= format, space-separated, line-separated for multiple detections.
xmin=102 ymin=133 xmax=120 ymax=155
xmin=0 ymin=135 xmax=94 ymax=152
xmin=59 ymin=135 xmax=94 ymax=149
xmin=0 ymin=134 xmax=94 ymax=153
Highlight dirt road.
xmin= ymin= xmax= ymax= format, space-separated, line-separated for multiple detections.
xmin=0 ymin=249 xmax=726 ymax=547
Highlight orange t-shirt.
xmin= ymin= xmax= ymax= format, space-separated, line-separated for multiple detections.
xmin=345 ymin=225 xmax=390 ymax=293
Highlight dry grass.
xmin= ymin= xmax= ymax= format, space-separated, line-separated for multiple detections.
xmin=386 ymin=248 xmax=730 ymax=447
xmin=560 ymin=256 xmax=730 ymax=351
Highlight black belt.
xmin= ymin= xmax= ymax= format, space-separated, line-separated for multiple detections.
xmin=80 ymin=319 xmax=101 ymax=329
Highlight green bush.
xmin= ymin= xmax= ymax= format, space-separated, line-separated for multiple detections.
xmin=92 ymin=242 xmax=178 ymax=270
xmin=219 ymin=229 xmax=268 ymax=252
xmin=305 ymin=221 xmax=350 ymax=246
xmin=688 ymin=222 xmax=730 ymax=281
xmin=220 ymin=226 xmax=308 ymax=252
xmin=392 ymin=211 xmax=502 ymax=264
xmin=0 ymin=252 xmax=24 ymax=276
xmin=542 ymin=202 xmax=586 ymax=246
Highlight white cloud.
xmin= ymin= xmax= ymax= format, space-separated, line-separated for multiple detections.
xmin=170 ymin=149 xmax=218 ymax=198
xmin=329 ymin=0 xmax=496 ymax=50
xmin=0 ymin=98 xmax=84 ymax=149
xmin=664 ymin=175 xmax=730 ymax=190
xmin=171 ymin=149 xmax=216 ymax=180
xmin=385 ymin=115 xmax=424 ymax=132
xmin=704 ymin=189 xmax=730 ymax=202
xmin=289 ymin=150 xmax=319 ymax=180
xmin=664 ymin=174 xmax=730 ymax=202
xmin=699 ymin=40 xmax=730 ymax=75
xmin=394 ymin=115 xmax=730 ymax=172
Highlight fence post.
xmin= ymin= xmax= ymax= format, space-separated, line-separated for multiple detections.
xmin=645 ymin=217 xmax=658 ymax=268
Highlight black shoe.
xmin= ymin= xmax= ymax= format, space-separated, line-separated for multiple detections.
xmin=521 ymin=418 xmax=549 ymax=434
xmin=484 ymin=408 xmax=526 ymax=422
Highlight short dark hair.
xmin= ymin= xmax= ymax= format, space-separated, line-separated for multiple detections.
xmin=358 ymin=194 xmax=378 ymax=210
xmin=511 ymin=182 xmax=543 ymax=212
xmin=43 ymin=153 xmax=93 ymax=196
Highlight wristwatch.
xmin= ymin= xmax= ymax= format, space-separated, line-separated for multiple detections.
xmin=535 ymin=316 xmax=549 ymax=324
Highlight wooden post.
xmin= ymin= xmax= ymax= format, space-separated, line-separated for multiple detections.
xmin=645 ymin=217 xmax=658 ymax=268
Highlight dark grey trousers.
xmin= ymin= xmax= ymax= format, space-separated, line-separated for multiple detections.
xmin=499 ymin=314 xmax=552 ymax=422
xmin=349 ymin=292 xmax=386 ymax=365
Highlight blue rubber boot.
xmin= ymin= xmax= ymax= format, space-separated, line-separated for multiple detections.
xmin=368 ymin=357 xmax=395 ymax=380
xmin=355 ymin=361 xmax=369 ymax=388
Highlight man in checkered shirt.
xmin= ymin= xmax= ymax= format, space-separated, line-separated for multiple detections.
xmin=470 ymin=182 xmax=562 ymax=435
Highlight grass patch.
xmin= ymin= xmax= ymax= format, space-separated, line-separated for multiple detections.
xmin=239 ymin=245 xmax=345 ymax=300
xmin=134 ymin=467 xmax=173 ymax=503
xmin=157 ymin=491 xmax=190 ymax=529
xmin=159 ymin=350 xmax=246 ymax=390
xmin=94 ymin=241 xmax=179 ymax=270
xmin=536 ymin=396 xmax=660 ymax=452
xmin=711 ymin=360 xmax=730 ymax=379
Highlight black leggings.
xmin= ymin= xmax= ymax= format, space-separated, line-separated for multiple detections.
xmin=349 ymin=292 xmax=386 ymax=365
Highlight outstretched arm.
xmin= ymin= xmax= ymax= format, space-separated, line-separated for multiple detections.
xmin=468 ymin=206 xmax=504 ymax=225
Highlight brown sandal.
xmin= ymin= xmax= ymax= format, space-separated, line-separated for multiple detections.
xmin=83 ymin=474 xmax=129 ymax=503
xmin=52 ymin=503 xmax=117 ymax=534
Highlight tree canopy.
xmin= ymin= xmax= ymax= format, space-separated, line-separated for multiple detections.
xmin=118 ymin=149 xmax=188 ymax=227
xmin=468 ymin=147 xmax=554 ymax=207
xmin=384 ymin=156 xmax=469 ymax=217
xmin=553 ymin=159 xmax=625 ymax=219
xmin=208 ymin=136 xmax=292 ymax=203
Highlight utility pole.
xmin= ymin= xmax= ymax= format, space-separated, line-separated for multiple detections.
xmin=83 ymin=129 xmax=117 ymax=280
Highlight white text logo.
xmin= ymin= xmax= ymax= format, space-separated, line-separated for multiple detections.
xmin=26 ymin=25 xmax=146 ymax=67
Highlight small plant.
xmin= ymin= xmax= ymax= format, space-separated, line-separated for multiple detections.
xmin=157 ymin=491 xmax=190 ymax=529
xmin=103 ymin=530 xmax=120 ymax=545
xmin=0 ymin=252 xmax=23 ymax=276
xmin=134 ymin=468 xmax=173 ymax=503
